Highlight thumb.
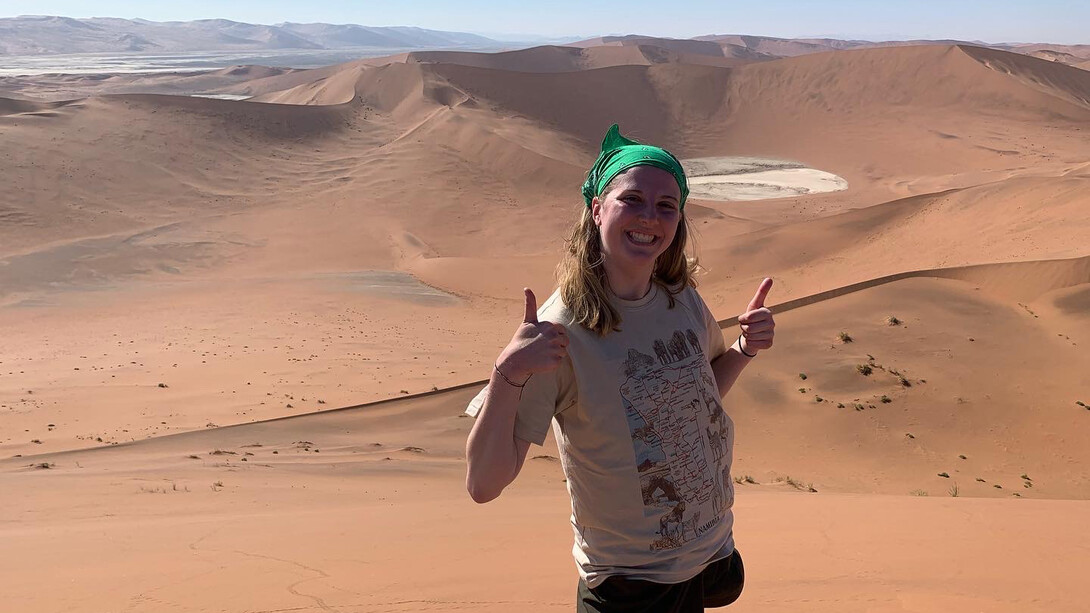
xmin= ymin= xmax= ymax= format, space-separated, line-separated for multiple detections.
xmin=747 ymin=277 xmax=773 ymax=312
xmin=523 ymin=288 xmax=539 ymax=324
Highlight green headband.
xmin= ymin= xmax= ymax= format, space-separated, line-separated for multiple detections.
xmin=581 ymin=124 xmax=689 ymax=210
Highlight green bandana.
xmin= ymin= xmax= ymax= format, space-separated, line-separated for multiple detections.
xmin=581 ymin=124 xmax=689 ymax=210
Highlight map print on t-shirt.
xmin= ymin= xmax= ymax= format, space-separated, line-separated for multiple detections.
xmin=620 ymin=328 xmax=732 ymax=552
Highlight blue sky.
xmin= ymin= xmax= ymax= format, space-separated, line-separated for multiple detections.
xmin=4 ymin=1 xmax=1088 ymax=44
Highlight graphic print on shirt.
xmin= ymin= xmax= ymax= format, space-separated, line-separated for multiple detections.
xmin=620 ymin=328 xmax=732 ymax=552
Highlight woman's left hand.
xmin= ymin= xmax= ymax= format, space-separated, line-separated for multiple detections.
xmin=738 ymin=278 xmax=775 ymax=354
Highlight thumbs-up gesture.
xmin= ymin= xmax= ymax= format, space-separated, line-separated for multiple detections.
xmin=737 ymin=278 xmax=775 ymax=355
xmin=495 ymin=288 xmax=569 ymax=385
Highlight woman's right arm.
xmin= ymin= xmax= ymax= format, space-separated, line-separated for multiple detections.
xmin=464 ymin=368 xmax=534 ymax=504
xmin=465 ymin=288 xmax=568 ymax=504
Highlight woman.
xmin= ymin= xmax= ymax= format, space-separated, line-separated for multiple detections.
xmin=464 ymin=124 xmax=775 ymax=612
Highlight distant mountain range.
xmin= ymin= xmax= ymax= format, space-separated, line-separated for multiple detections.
xmin=0 ymin=16 xmax=514 ymax=55
xmin=2 ymin=16 xmax=1087 ymax=70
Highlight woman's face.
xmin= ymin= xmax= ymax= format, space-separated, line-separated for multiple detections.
xmin=591 ymin=165 xmax=682 ymax=281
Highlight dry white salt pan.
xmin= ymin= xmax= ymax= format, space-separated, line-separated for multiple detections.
xmin=682 ymin=157 xmax=847 ymax=201
xmin=189 ymin=94 xmax=252 ymax=101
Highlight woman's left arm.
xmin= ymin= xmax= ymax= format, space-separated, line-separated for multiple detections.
xmin=711 ymin=278 xmax=775 ymax=399
xmin=711 ymin=339 xmax=756 ymax=398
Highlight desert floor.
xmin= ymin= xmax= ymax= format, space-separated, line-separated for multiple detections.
xmin=2 ymin=41 xmax=1089 ymax=611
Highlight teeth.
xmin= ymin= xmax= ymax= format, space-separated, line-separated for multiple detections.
xmin=628 ymin=231 xmax=655 ymax=244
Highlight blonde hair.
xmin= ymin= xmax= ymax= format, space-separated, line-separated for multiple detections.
xmin=556 ymin=178 xmax=699 ymax=337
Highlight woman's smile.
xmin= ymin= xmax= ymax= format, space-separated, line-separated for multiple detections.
xmin=625 ymin=230 xmax=659 ymax=246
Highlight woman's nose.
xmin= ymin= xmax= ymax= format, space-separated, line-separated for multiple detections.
xmin=636 ymin=202 xmax=658 ymax=222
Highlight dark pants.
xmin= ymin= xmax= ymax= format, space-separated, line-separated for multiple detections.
xmin=576 ymin=549 xmax=745 ymax=612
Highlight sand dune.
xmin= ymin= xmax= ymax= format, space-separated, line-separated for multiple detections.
xmin=0 ymin=96 xmax=60 ymax=115
xmin=697 ymin=34 xmax=1090 ymax=65
xmin=4 ymin=267 xmax=1089 ymax=610
xmin=0 ymin=65 xmax=297 ymax=101
xmin=401 ymin=44 xmax=751 ymax=72
xmin=567 ymin=35 xmax=726 ymax=56
xmin=249 ymin=43 xmax=1090 ymax=116
xmin=2 ymin=39 xmax=1089 ymax=611
xmin=235 ymin=45 xmax=1090 ymax=196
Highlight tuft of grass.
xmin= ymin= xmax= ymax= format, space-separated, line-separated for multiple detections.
xmin=905 ymin=433 xmax=915 ymax=439
xmin=857 ymin=364 xmax=872 ymax=376
xmin=34 ymin=462 xmax=54 ymax=469
xmin=733 ymin=475 xmax=759 ymax=485
xmin=837 ymin=403 xmax=845 ymax=408
xmin=993 ymin=484 xmax=1003 ymax=489
xmin=898 ymin=376 xmax=912 ymax=387
xmin=837 ymin=331 xmax=853 ymax=343
xmin=910 ymin=489 xmax=928 ymax=496
xmin=777 ymin=476 xmax=817 ymax=493
xmin=1076 ymin=400 xmax=1086 ymax=407
xmin=880 ymin=395 xmax=892 ymax=404
xmin=798 ymin=373 xmax=807 ymax=380
xmin=798 ymin=387 xmax=807 ymax=393
xmin=854 ymin=403 xmax=866 ymax=411
xmin=948 ymin=483 xmax=959 ymax=497
xmin=938 ymin=472 xmax=950 ymax=478
xmin=886 ymin=315 xmax=901 ymax=326
xmin=211 ymin=481 xmax=224 ymax=491
xmin=976 ymin=477 xmax=986 ymax=482
xmin=1021 ymin=473 xmax=1031 ymax=481
xmin=958 ymin=454 xmax=967 ymax=460
xmin=814 ymin=396 xmax=823 ymax=403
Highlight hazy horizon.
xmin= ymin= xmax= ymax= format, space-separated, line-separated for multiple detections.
xmin=3 ymin=0 xmax=1088 ymax=46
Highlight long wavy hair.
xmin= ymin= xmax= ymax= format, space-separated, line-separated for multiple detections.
xmin=556 ymin=175 xmax=700 ymax=337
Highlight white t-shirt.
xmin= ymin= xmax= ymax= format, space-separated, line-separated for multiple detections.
xmin=466 ymin=283 xmax=734 ymax=588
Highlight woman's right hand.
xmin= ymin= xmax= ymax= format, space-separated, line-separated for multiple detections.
xmin=496 ymin=288 xmax=569 ymax=384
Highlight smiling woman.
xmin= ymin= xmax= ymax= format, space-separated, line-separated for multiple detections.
xmin=464 ymin=123 xmax=775 ymax=612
